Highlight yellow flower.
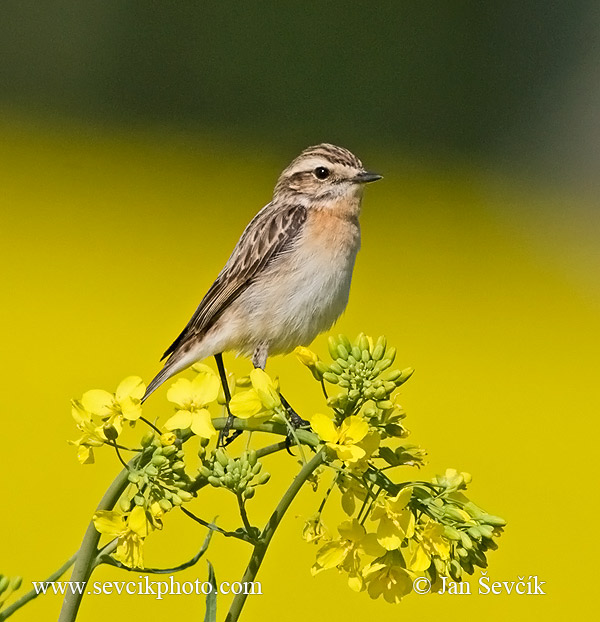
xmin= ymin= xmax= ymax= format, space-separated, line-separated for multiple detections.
xmin=81 ymin=376 xmax=146 ymax=425
xmin=363 ymin=551 xmax=413 ymax=603
xmin=370 ymin=488 xmax=415 ymax=550
xmin=409 ymin=522 xmax=451 ymax=571
xmin=312 ymin=519 xmax=385 ymax=591
xmin=164 ymin=367 xmax=220 ymax=439
xmin=310 ymin=414 xmax=369 ymax=463
xmin=93 ymin=506 xmax=151 ymax=568
xmin=229 ymin=368 xmax=281 ymax=420
xmin=69 ymin=400 xmax=115 ymax=464
xmin=302 ymin=513 xmax=327 ymax=544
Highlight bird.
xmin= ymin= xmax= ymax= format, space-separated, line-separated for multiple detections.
xmin=142 ymin=143 xmax=381 ymax=405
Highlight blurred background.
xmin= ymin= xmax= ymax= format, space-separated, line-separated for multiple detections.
xmin=1 ymin=2 xmax=597 ymax=621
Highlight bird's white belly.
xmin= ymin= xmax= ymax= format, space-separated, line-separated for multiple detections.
xmin=223 ymin=222 xmax=360 ymax=356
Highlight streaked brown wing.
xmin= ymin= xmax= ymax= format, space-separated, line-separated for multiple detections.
xmin=161 ymin=202 xmax=307 ymax=360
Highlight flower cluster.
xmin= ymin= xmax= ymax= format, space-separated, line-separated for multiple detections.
xmin=70 ymin=376 xmax=146 ymax=464
xmin=297 ymin=334 xmax=506 ymax=603
xmin=67 ymin=332 xmax=504 ymax=609
xmin=199 ymin=448 xmax=270 ymax=499
xmin=92 ymin=431 xmax=195 ymax=568
xmin=0 ymin=574 xmax=22 ymax=612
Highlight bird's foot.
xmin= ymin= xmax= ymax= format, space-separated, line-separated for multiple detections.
xmin=280 ymin=395 xmax=311 ymax=430
xmin=218 ymin=414 xmax=242 ymax=447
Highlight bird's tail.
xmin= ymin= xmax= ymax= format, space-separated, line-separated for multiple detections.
xmin=142 ymin=348 xmax=192 ymax=402
xmin=142 ymin=365 xmax=174 ymax=403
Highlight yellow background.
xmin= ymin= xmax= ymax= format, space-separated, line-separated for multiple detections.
xmin=0 ymin=117 xmax=596 ymax=620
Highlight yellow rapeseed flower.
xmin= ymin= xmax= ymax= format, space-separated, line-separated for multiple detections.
xmin=408 ymin=522 xmax=451 ymax=571
xmin=363 ymin=551 xmax=413 ymax=603
xmin=312 ymin=519 xmax=385 ymax=591
xmin=93 ymin=506 xmax=151 ymax=568
xmin=229 ymin=368 xmax=281 ymax=420
xmin=164 ymin=366 xmax=220 ymax=439
xmin=370 ymin=487 xmax=415 ymax=550
xmin=310 ymin=414 xmax=369 ymax=463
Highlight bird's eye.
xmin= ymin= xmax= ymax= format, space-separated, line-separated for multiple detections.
xmin=313 ymin=166 xmax=330 ymax=180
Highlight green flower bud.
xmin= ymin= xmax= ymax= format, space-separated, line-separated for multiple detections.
xmin=162 ymin=445 xmax=177 ymax=457
xmin=315 ymin=361 xmax=329 ymax=377
xmin=213 ymin=462 xmax=225 ymax=477
xmin=376 ymin=400 xmax=394 ymax=410
xmin=159 ymin=499 xmax=172 ymax=511
xmin=207 ymin=476 xmax=221 ymax=487
xmin=337 ymin=378 xmax=350 ymax=388
xmin=178 ymin=490 xmax=193 ymax=501
xmin=0 ymin=576 xmax=9 ymax=593
xmin=215 ymin=449 xmax=229 ymax=467
xmin=467 ymin=526 xmax=482 ymax=541
xmin=140 ymin=431 xmax=155 ymax=447
xmin=103 ymin=424 xmax=119 ymax=441
xmin=359 ymin=334 xmax=370 ymax=353
xmin=257 ymin=472 xmax=271 ymax=485
xmin=337 ymin=344 xmax=349 ymax=360
xmin=459 ymin=531 xmax=473 ymax=550
xmin=328 ymin=336 xmax=340 ymax=360
xmin=374 ymin=359 xmax=392 ymax=374
xmin=456 ymin=546 xmax=469 ymax=558
xmin=171 ymin=494 xmax=183 ymax=506
xmin=243 ymin=486 xmax=255 ymax=499
xmin=443 ymin=525 xmax=462 ymax=540
xmin=348 ymin=389 xmax=361 ymax=402
xmin=119 ymin=497 xmax=131 ymax=512
xmin=384 ymin=347 xmax=396 ymax=364
xmin=482 ymin=537 xmax=498 ymax=551
xmin=172 ymin=461 xmax=185 ymax=472
xmin=248 ymin=450 xmax=257 ymax=466
xmin=339 ymin=334 xmax=352 ymax=352
xmin=371 ymin=344 xmax=385 ymax=361
xmin=361 ymin=349 xmax=370 ymax=363
xmin=127 ymin=472 xmax=141 ymax=484
xmin=478 ymin=525 xmax=495 ymax=539
xmin=351 ymin=346 xmax=361 ymax=360
xmin=449 ymin=560 xmax=462 ymax=582
xmin=323 ymin=372 xmax=339 ymax=384
xmin=396 ymin=367 xmax=415 ymax=385
xmin=145 ymin=465 xmax=158 ymax=477
xmin=9 ymin=576 xmax=22 ymax=591
xmin=329 ymin=361 xmax=343 ymax=375
xmin=134 ymin=495 xmax=145 ymax=506
xmin=460 ymin=559 xmax=474 ymax=575
xmin=252 ymin=462 xmax=262 ymax=475
xmin=480 ymin=514 xmax=506 ymax=527
xmin=469 ymin=549 xmax=487 ymax=568
xmin=198 ymin=465 xmax=211 ymax=478
xmin=336 ymin=357 xmax=349 ymax=369
xmin=151 ymin=454 xmax=168 ymax=467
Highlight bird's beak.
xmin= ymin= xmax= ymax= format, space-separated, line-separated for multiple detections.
xmin=353 ymin=171 xmax=383 ymax=184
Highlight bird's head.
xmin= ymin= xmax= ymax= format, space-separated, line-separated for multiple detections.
xmin=273 ymin=143 xmax=382 ymax=204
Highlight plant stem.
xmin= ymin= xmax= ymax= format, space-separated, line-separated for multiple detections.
xmin=236 ymin=494 xmax=254 ymax=536
xmin=59 ymin=419 xmax=316 ymax=621
xmin=225 ymin=450 xmax=325 ymax=622
xmin=0 ymin=553 xmax=78 ymax=621
xmin=58 ymin=465 xmax=131 ymax=622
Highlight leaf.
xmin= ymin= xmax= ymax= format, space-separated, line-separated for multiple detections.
xmin=204 ymin=560 xmax=217 ymax=622
xmin=378 ymin=446 xmax=400 ymax=466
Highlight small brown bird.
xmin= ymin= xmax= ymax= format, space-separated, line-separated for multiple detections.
xmin=143 ymin=143 xmax=381 ymax=402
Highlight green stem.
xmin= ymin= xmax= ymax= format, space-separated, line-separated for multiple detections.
xmin=225 ymin=450 xmax=325 ymax=622
xmin=58 ymin=465 xmax=131 ymax=622
xmin=236 ymin=494 xmax=254 ymax=537
xmin=0 ymin=553 xmax=77 ymax=621
xmin=59 ymin=419 xmax=317 ymax=622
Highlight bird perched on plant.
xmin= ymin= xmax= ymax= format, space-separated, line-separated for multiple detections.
xmin=143 ymin=143 xmax=381 ymax=407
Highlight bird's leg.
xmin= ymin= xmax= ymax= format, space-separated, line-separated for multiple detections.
xmin=252 ymin=344 xmax=310 ymax=430
xmin=215 ymin=353 xmax=241 ymax=447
